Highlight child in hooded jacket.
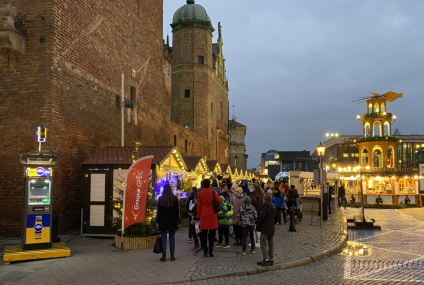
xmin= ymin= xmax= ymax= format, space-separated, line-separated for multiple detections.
xmin=237 ymin=196 xmax=258 ymax=254
xmin=272 ymin=189 xmax=286 ymax=224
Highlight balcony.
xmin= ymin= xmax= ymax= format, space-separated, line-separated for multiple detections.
xmin=357 ymin=136 xmax=399 ymax=144
xmin=362 ymin=112 xmax=392 ymax=119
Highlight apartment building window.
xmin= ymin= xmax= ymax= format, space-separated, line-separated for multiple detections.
xmin=184 ymin=123 xmax=191 ymax=130
xmin=185 ymin=89 xmax=190 ymax=98
xmin=130 ymin=86 xmax=136 ymax=102
xmin=219 ymin=100 xmax=224 ymax=121
xmin=198 ymin=56 xmax=204 ymax=64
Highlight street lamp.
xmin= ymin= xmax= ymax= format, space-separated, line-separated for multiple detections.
xmin=317 ymin=142 xmax=326 ymax=228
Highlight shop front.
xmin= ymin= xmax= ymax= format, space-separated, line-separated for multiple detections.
xmin=340 ymin=170 xmax=421 ymax=205
xmin=81 ymin=146 xmax=187 ymax=237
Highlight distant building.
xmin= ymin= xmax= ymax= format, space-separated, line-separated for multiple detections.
xmin=229 ymin=119 xmax=248 ymax=170
xmin=260 ymin=150 xmax=317 ymax=180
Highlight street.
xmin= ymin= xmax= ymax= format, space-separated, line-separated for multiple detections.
xmin=1 ymin=208 xmax=424 ymax=284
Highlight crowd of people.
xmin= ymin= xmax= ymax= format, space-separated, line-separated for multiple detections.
xmin=157 ymin=177 xmax=302 ymax=266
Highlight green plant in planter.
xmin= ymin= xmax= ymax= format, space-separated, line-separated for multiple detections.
xmin=111 ymin=178 xmax=159 ymax=237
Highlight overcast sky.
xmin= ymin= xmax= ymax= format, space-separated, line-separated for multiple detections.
xmin=163 ymin=0 xmax=424 ymax=168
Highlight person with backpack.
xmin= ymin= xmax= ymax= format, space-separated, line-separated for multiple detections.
xmin=185 ymin=186 xmax=198 ymax=243
xmin=216 ymin=195 xmax=233 ymax=248
xmin=237 ymin=196 xmax=258 ymax=254
xmin=272 ymin=188 xmax=286 ymax=225
xmin=256 ymin=195 xmax=277 ymax=266
xmin=197 ymin=179 xmax=222 ymax=257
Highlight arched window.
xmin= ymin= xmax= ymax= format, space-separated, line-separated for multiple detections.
xmin=372 ymin=148 xmax=382 ymax=168
xmin=373 ymin=122 xmax=381 ymax=137
xmin=387 ymin=146 xmax=394 ymax=168
xmin=381 ymin=103 xmax=385 ymax=113
xmin=364 ymin=123 xmax=370 ymax=137
xmin=374 ymin=104 xmax=379 ymax=113
xmin=369 ymin=104 xmax=373 ymax=114
xmin=361 ymin=148 xmax=369 ymax=167
xmin=384 ymin=122 xmax=390 ymax=136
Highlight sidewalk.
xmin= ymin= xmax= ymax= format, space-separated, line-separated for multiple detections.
xmin=0 ymin=210 xmax=346 ymax=285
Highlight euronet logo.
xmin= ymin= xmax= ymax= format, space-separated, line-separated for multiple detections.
xmin=132 ymin=170 xmax=143 ymax=218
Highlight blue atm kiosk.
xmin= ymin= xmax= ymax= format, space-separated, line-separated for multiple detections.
xmin=20 ymin=151 xmax=62 ymax=250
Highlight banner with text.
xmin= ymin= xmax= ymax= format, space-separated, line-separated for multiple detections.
xmin=122 ymin=156 xmax=153 ymax=231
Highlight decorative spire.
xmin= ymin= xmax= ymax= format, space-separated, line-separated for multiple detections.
xmin=166 ymin=35 xmax=169 ymax=46
xmin=218 ymin=22 xmax=222 ymax=39
xmin=186 ymin=0 xmax=195 ymax=4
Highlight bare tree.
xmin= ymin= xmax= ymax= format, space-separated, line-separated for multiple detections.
xmin=393 ymin=128 xmax=401 ymax=136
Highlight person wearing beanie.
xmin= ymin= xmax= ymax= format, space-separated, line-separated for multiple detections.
xmin=237 ymin=196 xmax=258 ymax=254
xmin=216 ymin=195 xmax=233 ymax=248
xmin=230 ymin=187 xmax=245 ymax=245
xmin=266 ymin=189 xmax=273 ymax=196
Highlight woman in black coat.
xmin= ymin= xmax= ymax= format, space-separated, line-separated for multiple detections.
xmin=157 ymin=184 xmax=179 ymax=262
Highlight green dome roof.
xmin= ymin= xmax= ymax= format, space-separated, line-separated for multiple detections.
xmin=173 ymin=1 xmax=211 ymax=24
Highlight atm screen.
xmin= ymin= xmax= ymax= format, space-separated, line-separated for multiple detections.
xmin=30 ymin=187 xmax=48 ymax=197
xmin=28 ymin=179 xmax=51 ymax=205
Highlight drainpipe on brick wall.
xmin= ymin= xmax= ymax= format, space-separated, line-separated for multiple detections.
xmin=121 ymin=73 xmax=124 ymax=147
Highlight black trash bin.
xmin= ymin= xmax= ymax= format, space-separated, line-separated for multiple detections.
xmin=52 ymin=211 xmax=64 ymax=243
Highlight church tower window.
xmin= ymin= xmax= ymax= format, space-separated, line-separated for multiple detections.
xmin=185 ymin=89 xmax=190 ymax=98
xmin=198 ymin=56 xmax=204 ymax=64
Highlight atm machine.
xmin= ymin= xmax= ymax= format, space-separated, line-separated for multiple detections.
xmin=20 ymin=151 xmax=62 ymax=250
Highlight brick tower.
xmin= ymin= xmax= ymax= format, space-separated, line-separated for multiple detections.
xmin=170 ymin=0 xmax=230 ymax=162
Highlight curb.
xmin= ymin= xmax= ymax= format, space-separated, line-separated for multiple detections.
xmin=157 ymin=214 xmax=348 ymax=284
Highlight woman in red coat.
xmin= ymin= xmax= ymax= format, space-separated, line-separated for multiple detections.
xmin=197 ymin=179 xmax=222 ymax=257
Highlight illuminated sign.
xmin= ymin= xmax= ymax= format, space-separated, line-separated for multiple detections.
xmin=36 ymin=127 xmax=47 ymax=142
xmin=27 ymin=168 xmax=52 ymax=177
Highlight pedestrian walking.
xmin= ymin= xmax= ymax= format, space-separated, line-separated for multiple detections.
xmin=338 ymin=184 xmax=347 ymax=209
xmin=266 ymin=189 xmax=272 ymax=197
xmin=216 ymin=195 xmax=233 ymax=248
xmin=187 ymin=195 xmax=201 ymax=251
xmin=272 ymin=188 xmax=286 ymax=224
xmin=237 ymin=196 xmax=257 ymax=254
xmin=230 ymin=187 xmax=244 ymax=245
xmin=157 ymin=184 xmax=179 ymax=262
xmin=256 ymin=194 xmax=277 ymax=266
xmin=250 ymin=183 xmax=264 ymax=247
xmin=197 ymin=179 xmax=222 ymax=257
xmin=185 ymin=186 xmax=198 ymax=243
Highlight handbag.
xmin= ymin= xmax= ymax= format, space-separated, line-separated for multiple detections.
xmin=153 ymin=237 xmax=162 ymax=254
xmin=212 ymin=190 xmax=223 ymax=213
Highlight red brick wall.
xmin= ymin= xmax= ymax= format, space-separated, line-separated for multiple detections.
xmin=0 ymin=0 xmax=229 ymax=237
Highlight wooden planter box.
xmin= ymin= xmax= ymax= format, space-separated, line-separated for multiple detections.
xmin=114 ymin=234 xmax=159 ymax=250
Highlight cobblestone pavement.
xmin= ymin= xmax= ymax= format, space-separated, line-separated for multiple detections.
xmin=0 ymin=209 xmax=344 ymax=285
xmin=186 ymin=209 xmax=344 ymax=279
xmin=176 ymin=208 xmax=424 ymax=285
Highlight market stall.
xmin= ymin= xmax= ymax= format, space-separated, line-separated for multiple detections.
xmin=183 ymin=156 xmax=209 ymax=188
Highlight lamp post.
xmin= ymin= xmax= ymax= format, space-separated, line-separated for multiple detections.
xmin=317 ymin=142 xmax=326 ymax=228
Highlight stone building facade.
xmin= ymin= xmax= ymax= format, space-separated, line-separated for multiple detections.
xmin=229 ymin=120 xmax=248 ymax=171
xmin=0 ymin=0 xmax=229 ymax=237
xmin=169 ymin=1 xmax=230 ymax=164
